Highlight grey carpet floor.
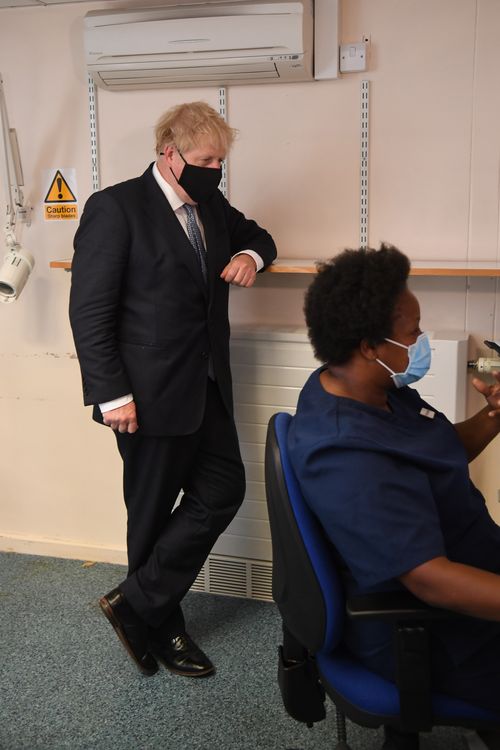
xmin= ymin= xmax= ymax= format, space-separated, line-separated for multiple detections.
xmin=0 ymin=552 xmax=466 ymax=750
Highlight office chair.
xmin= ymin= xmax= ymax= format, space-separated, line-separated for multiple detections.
xmin=264 ymin=411 xmax=500 ymax=750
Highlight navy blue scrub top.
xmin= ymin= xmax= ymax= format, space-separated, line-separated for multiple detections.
xmin=288 ymin=367 xmax=500 ymax=669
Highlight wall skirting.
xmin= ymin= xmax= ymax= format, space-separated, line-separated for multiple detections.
xmin=0 ymin=534 xmax=127 ymax=565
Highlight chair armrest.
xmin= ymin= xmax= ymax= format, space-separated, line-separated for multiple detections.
xmin=346 ymin=590 xmax=456 ymax=622
xmin=347 ymin=590 xmax=453 ymax=731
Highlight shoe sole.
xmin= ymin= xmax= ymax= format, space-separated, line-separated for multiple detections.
xmin=99 ymin=596 xmax=158 ymax=677
xmin=155 ymin=653 xmax=215 ymax=678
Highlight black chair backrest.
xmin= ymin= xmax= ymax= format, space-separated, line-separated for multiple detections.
xmin=265 ymin=412 xmax=345 ymax=654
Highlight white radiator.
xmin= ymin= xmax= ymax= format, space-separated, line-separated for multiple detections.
xmin=411 ymin=331 xmax=469 ymax=422
xmin=193 ymin=326 xmax=316 ymax=600
xmin=192 ymin=327 xmax=468 ymax=601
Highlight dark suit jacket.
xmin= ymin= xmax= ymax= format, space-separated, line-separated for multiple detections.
xmin=69 ymin=164 xmax=277 ymax=436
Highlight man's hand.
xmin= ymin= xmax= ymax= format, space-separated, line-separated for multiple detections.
xmin=220 ymin=253 xmax=257 ymax=287
xmin=102 ymin=401 xmax=138 ymax=434
xmin=472 ymin=371 xmax=500 ymax=417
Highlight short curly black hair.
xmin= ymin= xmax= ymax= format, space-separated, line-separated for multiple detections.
xmin=304 ymin=244 xmax=411 ymax=365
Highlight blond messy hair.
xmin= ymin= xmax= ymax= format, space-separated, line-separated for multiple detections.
xmin=155 ymin=101 xmax=237 ymax=155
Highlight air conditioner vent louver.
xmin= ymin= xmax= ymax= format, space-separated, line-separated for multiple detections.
xmin=98 ymin=62 xmax=281 ymax=89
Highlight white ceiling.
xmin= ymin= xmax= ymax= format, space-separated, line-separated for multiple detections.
xmin=0 ymin=0 xmax=105 ymax=6
xmin=0 ymin=0 xmax=91 ymax=6
xmin=0 ymin=0 xmax=247 ymax=8
xmin=0 ymin=0 xmax=84 ymax=6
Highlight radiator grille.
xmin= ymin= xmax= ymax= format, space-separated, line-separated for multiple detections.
xmin=251 ymin=563 xmax=273 ymax=600
xmin=191 ymin=554 xmax=273 ymax=602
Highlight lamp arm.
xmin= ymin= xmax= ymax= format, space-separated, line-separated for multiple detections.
xmin=0 ymin=73 xmax=28 ymax=237
xmin=0 ymin=74 xmax=34 ymax=304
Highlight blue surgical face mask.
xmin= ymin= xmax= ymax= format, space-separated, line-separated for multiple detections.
xmin=376 ymin=332 xmax=431 ymax=388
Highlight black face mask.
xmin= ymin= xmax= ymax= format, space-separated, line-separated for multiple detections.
xmin=170 ymin=150 xmax=222 ymax=204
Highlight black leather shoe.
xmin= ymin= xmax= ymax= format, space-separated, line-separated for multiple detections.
xmin=152 ymin=632 xmax=215 ymax=677
xmin=99 ymin=588 xmax=158 ymax=676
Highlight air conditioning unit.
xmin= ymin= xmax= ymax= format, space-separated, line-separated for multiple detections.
xmin=84 ymin=0 xmax=338 ymax=91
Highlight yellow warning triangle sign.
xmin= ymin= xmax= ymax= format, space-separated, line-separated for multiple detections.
xmin=45 ymin=170 xmax=77 ymax=203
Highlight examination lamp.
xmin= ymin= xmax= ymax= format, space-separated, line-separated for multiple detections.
xmin=0 ymin=235 xmax=34 ymax=304
xmin=0 ymin=73 xmax=33 ymax=304
xmin=468 ymin=340 xmax=500 ymax=373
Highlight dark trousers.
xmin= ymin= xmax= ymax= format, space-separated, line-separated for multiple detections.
xmin=116 ymin=379 xmax=245 ymax=634
xmin=431 ymin=632 xmax=500 ymax=715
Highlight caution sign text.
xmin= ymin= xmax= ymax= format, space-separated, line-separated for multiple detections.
xmin=44 ymin=168 xmax=79 ymax=221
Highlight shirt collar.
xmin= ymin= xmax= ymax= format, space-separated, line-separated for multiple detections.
xmin=152 ymin=161 xmax=185 ymax=212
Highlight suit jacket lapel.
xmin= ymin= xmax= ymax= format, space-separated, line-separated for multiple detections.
xmin=140 ymin=167 xmax=208 ymax=299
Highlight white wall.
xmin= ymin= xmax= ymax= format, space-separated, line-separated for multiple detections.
xmin=1 ymin=0 xmax=500 ymax=563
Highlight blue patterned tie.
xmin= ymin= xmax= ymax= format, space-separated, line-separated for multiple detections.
xmin=184 ymin=204 xmax=208 ymax=284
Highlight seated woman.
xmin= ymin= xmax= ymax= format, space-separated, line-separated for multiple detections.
xmin=288 ymin=244 xmax=500 ymax=728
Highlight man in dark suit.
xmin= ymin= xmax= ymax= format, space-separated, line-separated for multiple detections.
xmin=69 ymin=101 xmax=277 ymax=678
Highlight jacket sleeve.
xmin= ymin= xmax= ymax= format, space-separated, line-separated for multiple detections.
xmin=221 ymin=194 xmax=277 ymax=270
xmin=69 ymin=190 xmax=132 ymax=406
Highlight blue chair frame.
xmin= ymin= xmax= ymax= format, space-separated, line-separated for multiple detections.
xmin=264 ymin=411 xmax=499 ymax=749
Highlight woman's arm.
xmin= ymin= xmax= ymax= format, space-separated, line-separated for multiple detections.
xmin=453 ymin=373 xmax=500 ymax=461
xmin=400 ymin=556 xmax=500 ymax=620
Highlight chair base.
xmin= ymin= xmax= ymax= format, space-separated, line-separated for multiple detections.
xmin=382 ymin=727 xmax=419 ymax=750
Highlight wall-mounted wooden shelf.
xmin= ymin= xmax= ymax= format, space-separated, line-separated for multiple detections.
xmin=267 ymin=259 xmax=500 ymax=276
xmin=50 ymin=258 xmax=500 ymax=277
xmin=408 ymin=260 xmax=500 ymax=277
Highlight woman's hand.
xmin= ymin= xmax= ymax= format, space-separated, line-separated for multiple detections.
xmin=472 ymin=371 xmax=500 ymax=417
xmin=455 ymin=371 xmax=500 ymax=459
